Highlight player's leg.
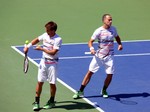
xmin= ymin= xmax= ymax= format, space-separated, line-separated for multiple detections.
xmin=101 ymin=74 xmax=113 ymax=98
xmin=101 ymin=55 xmax=114 ymax=98
xmin=103 ymin=74 xmax=113 ymax=90
xmin=43 ymin=83 xmax=56 ymax=109
xmin=81 ymin=70 xmax=93 ymax=90
xmin=33 ymin=82 xmax=44 ymax=111
xmin=50 ymin=83 xmax=56 ymax=103
xmin=73 ymin=56 xmax=100 ymax=99
xmin=36 ymin=82 xmax=44 ymax=101
xmin=33 ymin=60 xmax=47 ymax=110
xmin=73 ymin=71 xmax=93 ymax=99
xmin=43 ymin=64 xmax=57 ymax=109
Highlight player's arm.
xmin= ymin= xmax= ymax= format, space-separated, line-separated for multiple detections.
xmin=35 ymin=46 xmax=58 ymax=56
xmin=24 ymin=38 xmax=40 ymax=54
xmin=88 ymin=38 xmax=96 ymax=54
xmin=115 ymin=35 xmax=123 ymax=50
xmin=36 ymin=37 xmax=62 ymax=55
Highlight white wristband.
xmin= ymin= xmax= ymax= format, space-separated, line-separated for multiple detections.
xmin=27 ymin=43 xmax=32 ymax=48
xmin=90 ymin=47 xmax=94 ymax=51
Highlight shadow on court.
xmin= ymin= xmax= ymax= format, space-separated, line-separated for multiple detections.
xmin=35 ymin=101 xmax=95 ymax=111
xmin=85 ymin=92 xmax=150 ymax=105
xmin=109 ymin=92 xmax=150 ymax=105
xmin=54 ymin=101 xmax=95 ymax=110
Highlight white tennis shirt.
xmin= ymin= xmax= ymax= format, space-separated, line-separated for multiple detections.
xmin=38 ymin=33 xmax=62 ymax=60
xmin=91 ymin=26 xmax=118 ymax=56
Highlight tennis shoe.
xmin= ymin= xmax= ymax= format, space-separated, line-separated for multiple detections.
xmin=73 ymin=91 xmax=84 ymax=99
xmin=32 ymin=102 xmax=40 ymax=111
xmin=43 ymin=100 xmax=55 ymax=109
xmin=101 ymin=89 xmax=108 ymax=98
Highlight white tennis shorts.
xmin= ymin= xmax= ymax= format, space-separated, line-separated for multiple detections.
xmin=89 ymin=55 xmax=114 ymax=74
xmin=38 ymin=59 xmax=58 ymax=84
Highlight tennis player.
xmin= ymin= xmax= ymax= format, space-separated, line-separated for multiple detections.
xmin=73 ymin=14 xmax=123 ymax=99
xmin=24 ymin=21 xmax=62 ymax=111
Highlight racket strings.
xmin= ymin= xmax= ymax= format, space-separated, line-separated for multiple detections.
xmin=24 ymin=56 xmax=29 ymax=73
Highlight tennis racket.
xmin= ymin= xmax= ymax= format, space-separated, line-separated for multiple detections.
xmin=23 ymin=53 xmax=29 ymax=73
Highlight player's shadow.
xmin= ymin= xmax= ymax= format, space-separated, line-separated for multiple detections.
xmin=53 ymin=100 xmax=95 ymax=110
xmin=109 ymin=92 xmax=150 ymax=99
xmin=108 ymin=92 xmax=150 ymax=105
xmin=85 ymin=92 xmax=150 ymax=105
xmin=34 ymin=100 xmax=95 ymax=111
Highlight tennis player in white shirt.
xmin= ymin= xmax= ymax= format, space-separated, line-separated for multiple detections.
xmin=24 ymin=21 xmax=62 ymax=111
xmin=73 ymin=14 xmax=123 ymax=99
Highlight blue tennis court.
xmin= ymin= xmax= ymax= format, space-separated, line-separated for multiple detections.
xmin=12 ymin=40 xmax=150 ymax=112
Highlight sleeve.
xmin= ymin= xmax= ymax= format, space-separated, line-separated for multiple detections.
xmin=91 ymin=28 xmax=101 ymax=40
xmin=53 ymin=37 xmax=62 ymax=50
xmin=38 ymin=33 xmax=46 ymax=41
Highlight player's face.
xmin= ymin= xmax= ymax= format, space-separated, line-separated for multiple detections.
xmin=103 ymin=15 xmax=112 ymax=27
xmin=46 ymin=28 xmax=55 ymax=37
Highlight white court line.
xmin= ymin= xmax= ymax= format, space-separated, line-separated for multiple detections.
xmin=59 ymin=53 xmax=150 ymax=59
xmin=115 ymin=53 xmax=150 ymax=57
xmin=32 ymin=53 xmax=150 ymax=61
xmin=11 ymin=45 xmax=104 ymax=112
xmin=62 ymin=39 xmax=150 ymax=45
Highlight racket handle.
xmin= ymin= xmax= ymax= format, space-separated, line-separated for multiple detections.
xmin=84 ymin=52 xmax=91 ymax=54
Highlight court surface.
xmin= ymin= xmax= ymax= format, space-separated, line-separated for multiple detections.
xmin=12 ymin=40 xmax=150 ymax=112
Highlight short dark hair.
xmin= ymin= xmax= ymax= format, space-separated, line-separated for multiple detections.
xmin=45 ymin=21 xmax=57 ymax=31
xmin=102 ymin=14 xmax=111 ymax=21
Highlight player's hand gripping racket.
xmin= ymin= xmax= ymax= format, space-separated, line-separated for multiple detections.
xmin=23 ymin=40 xmax=29 ymax=74
xmin=85 ymin=46 xmax=110 ymax=58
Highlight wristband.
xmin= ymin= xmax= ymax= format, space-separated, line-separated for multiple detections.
xmin=27 ymin=43 xmax=32 ymax=48
xmin=90 ymin=47 xmax=94 ymax=51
